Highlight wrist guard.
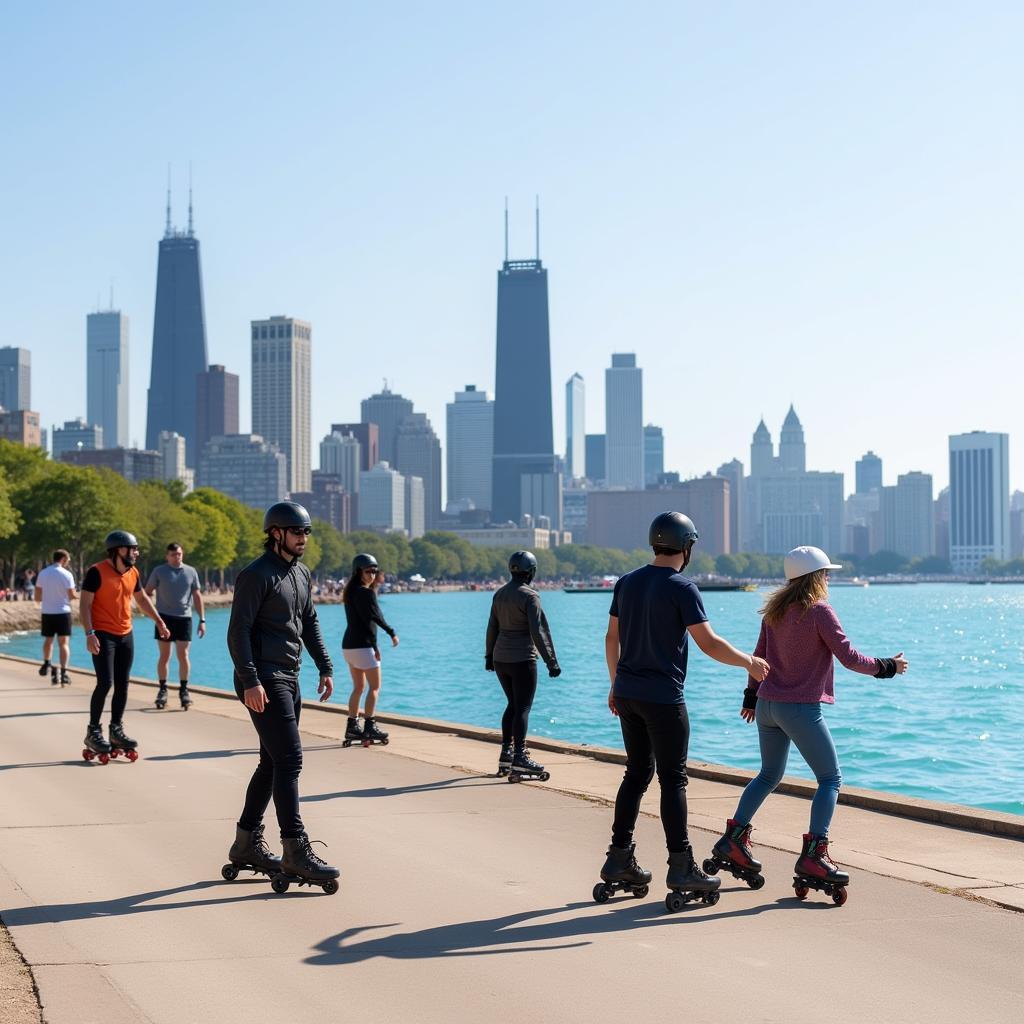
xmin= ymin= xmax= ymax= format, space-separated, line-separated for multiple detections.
xmin=874 ymin=658 xmax=897 ymax=679
xmin=742 ymin=687 xmax=758 ymax=711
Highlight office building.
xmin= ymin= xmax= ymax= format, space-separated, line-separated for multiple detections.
xmin=329 ymin=422 xmax=379 ymax=471
xmin=251 ymin=316 xmax=312 ymax=493
xmin=949 ymin=431 xmax=1010 ymax=573
xmin=856 ymin=451 xmax=883 ymax=494
xmin=358 ymin=461 xmax=405 ymax=532
xmin=360 ymin=389 xmax=413 ymax=466
xmin=716 ymin=459 xmax=743 ymax=554
xmin=565 ymin=373 xmax=585 ymax=480
xmin=197 ymin=434 xmax=287 ymax=509
xmin=60 ymin=446 xmax=161 ymax=482
xmin=878 ymin=472 xmax=933 ymax=559
xmin=447 ymin=385 xmax=494 ymax=514
xmin=52 ymin=419 xmax=103 ymax=459
xmin=405 ymin=474 xmax=425 ymax=539
xmin=395 ymin=412 xmax=442 ymax=529
xmin=196 ymin=364 xmax=239 ymax=455
xmin=319 ymin=431 xmax=362 ymax=496
xmin=290 ymin=471 xmax=352 ymax=534
xmin=158 ymin=431 xmax=193 ymax=491
xmin=87 ymin=312 xmax=129 ymax=447
xmin=605 ymin=354 xmax=643 ymax=489
xmin=644 ymin=425 xmax=664 ymax=487
xmin=447 ymin=526 xmax=557 ymax=550
xmin=0 ymin=347 xmax=31 ymax=413
xmin=585 ymin=434 xmax=606 ymax=484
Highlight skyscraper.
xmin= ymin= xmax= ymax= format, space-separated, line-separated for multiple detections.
xmin=0 ymin=347 xmax=31 ymax=412
xmin=878 ymin=471 xmax=933 ymax=558
xmin=197 ymin=434 xmax=287 ymax=509
xmin=360 ymin=388 xmax=413 ymax=466
xmin=447 ymin=385 xmax=494 ymax=513
xmin=565 ymin=373 xmax=585 ymax=480
xmin=949 ymin=431 xmax=1010 ymax=573
xmin=717 ymin=458 xmax=744 ymax=554
xmin=395 ymin=412 xmax=442 ymax=529
xmin=320 ymin=431 xmax=362 ymax=496
xmin=605 ymin=354 xmax=643 ymax=489
xmin=196 ymin=364 xmax=239 ymax=454
xmin=146 ymin=190 xmax=209 ymax=465
xmin=330 ymin=422 xmax=379 ymax=471
xmin=855 ymin=451 xmax=883 ymax=494
xmin=778 ymin=405 xmax=806 ymax=473
xmin=358 ymin=462 xmax=405 ymax=532
xmin=251 ymin=316 xmax=312 ymax=494
xmin=87 ymin=312 xmax=129 ymax=447
xmin=491 ymin=206 xmax=559 ymax=524
xmin=644 ymin=424 xmax=664 ymax=487
xmin=585 ymin=434 xmax=606 ymax=484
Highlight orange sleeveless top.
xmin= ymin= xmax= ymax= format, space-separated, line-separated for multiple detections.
xmin=88 ymin=561 xmax=140 ymax=636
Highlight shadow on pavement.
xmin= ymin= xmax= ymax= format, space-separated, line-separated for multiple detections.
xmin=302 ymin=776 xmax=501 ymax=802
xmin=306 ymin=897 xmax=814 ymax=964
xmin=0 ymin=710 xmax=89 ymax=720
xmin=147 ymin=743 xmax=339 ymax=762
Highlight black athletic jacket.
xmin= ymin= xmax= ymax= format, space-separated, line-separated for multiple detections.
xmin=485 ymin=580 xmax=557 ymax=667
xmin=342 ymin=586 xmax=395 ymax=649
xmin=227 ymin=549 xmax=332 ymax=690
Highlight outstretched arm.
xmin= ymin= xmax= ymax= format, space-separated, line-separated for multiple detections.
xmin=689 ymin=621 xmax=769 ymax=680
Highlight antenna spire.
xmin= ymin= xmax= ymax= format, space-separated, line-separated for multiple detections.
xmin=504 ymin=197 xmax=509 ymax=262
xmin=109 ymin=279 xmax=114 ymax=310
xmin=535 ymin=194 xmax=540 ymax=261
xmin=187 ymin=161 xmax=194 ymax=236
xmin=165 ymin=164 xmax=172 ymax=237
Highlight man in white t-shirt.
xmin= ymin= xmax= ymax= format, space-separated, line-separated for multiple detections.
xmin=34 ymin=549 xmax=77 ymax=686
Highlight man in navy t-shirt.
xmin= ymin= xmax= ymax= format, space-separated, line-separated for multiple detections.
xmin=597 ymin=511 xmax=770 ymax=906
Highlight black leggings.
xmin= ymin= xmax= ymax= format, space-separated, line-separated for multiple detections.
xmin=611 ymin=696 xmax=690 ymax=854
xmin=89 ymin=631 xmax=134 ymax=726
xmin=495 ymin=660 xmax=537 ymax=750
xmin=237 ymin=679 xmax=305 ymax=840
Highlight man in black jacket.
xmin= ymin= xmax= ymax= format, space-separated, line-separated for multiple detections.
xmin=224 ymin=501 xmax=340 ymax=891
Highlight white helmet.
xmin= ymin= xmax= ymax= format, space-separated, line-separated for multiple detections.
xmin=784 ymin=546 xmax=842 ymax=581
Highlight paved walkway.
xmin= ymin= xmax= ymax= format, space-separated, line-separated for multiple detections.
xmin=0 ymin=658 xmax=1021 ymax=1024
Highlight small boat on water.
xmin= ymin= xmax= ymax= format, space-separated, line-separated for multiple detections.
xmin=830 ymin=577 xmax=870 ymax=588
xmin=698 ymin=581 xmax=758 ymax=592
xmin=564 ymin=576 xmax=618 ymax=594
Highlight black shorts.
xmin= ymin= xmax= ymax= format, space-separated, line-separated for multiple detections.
xmin=156 ymin=615 xmax=193 ymax=643
xmin=41 ymin=613 xmax=72 ymax=637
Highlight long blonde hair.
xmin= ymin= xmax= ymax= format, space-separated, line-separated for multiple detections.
xmin=760 ymin=569 xmax=830 ymax=628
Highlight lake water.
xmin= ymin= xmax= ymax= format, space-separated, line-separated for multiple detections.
xmin=3 ymin=583 xmax=1021 ymax=816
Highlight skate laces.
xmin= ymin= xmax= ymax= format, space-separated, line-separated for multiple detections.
xmin=252 ymin=824 xmax=273 ymax=858
xmin=300 ymin=836 xmax=330 ymax=868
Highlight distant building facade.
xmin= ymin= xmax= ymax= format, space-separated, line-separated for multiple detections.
xmin=878 ymin=471 xmax=933 ymax=559
xmin=948 ymin=431 xmax=1010 ymax=573
xmin=395 ymin=412 xmax=442 ymax=530
xmin=0 ymin=347 xmax=31 ymax=412
xmin=87 ymin=312 xmax=129 ymax=447
xmin=196 ymin=364 xmax=240 ymax=455
xmin=329 ymin=422 xmax=379 ymax=472
xmin=60 ymin=446 xmax=161 ymax=483
xmin=605 ymin=354 xmax=643 ymax=489
xmin=644 ymin=424 xmax=664 ymax=487
xmin=446 ymin=385 xmax=494 ymax=514
xmin=360 ymin=389 xmax=413 ymax=467
xmin=585 ymin=434 xmax=606 ymax=485
xmin=565 ymin=373 xmax=585 ymax=481
xmin=358 ymin=462 xmax=405 ymax=533
xmin=197 ymin=434 xmax=287 ymax=509
xmin=52 ymin=419 xmax=104 ymax=459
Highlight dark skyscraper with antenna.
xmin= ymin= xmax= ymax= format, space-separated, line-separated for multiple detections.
xmin=146 ymin=183 xmax=209 ymax=465
xmin=491 ymin=202 xmax=561 ymax=527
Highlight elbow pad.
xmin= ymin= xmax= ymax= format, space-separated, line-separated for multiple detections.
xmin=874 ymin=658 xmax=897 ymax=679
xmin=742 ymin=688 xmax=758 ymax=711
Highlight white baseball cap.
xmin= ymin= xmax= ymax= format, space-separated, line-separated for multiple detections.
xmin=784 ymin=546 xmax=842 ymax=581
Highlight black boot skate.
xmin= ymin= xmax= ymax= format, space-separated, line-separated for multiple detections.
xmin=82 ymin=724 xmax=112 ymax=764
xmin=60 ymin=669 xmax=70 ymax=687
xmin=361 ymin=718 xmax=389 ymax=746
xmin=38 ymin=660 xmax=51 ymax=677
xmin=342 ymin=717 xmax=364 ymax=748
xmin=179 ymin=684 xmax=192 ymax=710
xmin=793 ymin=833 xmax=850 ymax=906
xmin=50 ymin=666 xmax=59 ymax=686
xmin=272 ymin=833 xmax=340 ymax=895
xmin=508 ymin=748 xmax=549 ymax=783
xmin=704 ymin=819 xmax=765 ymax=890
xmin=222 ymin=823 xmax=282 ymax=881
xmin=593 ymin=843 xmax=652 ymax=902
xmin=496 ymin=743 xmax=514 ymax=777
xmin=108 ymin=721 xmax=140 ymax=762
xmin=155 ymin=684 xmax=168 ymax=709
xmin=665 ymin=844 xmax=721 ymax=912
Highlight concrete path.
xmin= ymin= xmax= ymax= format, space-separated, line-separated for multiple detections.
xmin=0 ymin=659 xmax=1021 ymax=1024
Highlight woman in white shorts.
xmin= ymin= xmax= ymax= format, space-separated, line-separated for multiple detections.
xmin=342 ymin=553 xmax=399 ymax=744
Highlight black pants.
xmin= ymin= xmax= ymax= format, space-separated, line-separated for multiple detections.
xmin=495 ymin=660 xmax=537 ymax=749
xmin=237 ymin=678 xmax=305 ymax=840
xmin=611 ymin=696 xmax=690 ymax=854
xmin=89 ymin=631 xmax=134 ymax=726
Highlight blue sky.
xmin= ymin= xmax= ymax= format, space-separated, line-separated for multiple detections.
xmin=3 ymin=1 xmax=1021 ymax=494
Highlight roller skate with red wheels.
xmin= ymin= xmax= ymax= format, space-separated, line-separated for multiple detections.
xmin=361 ymin=718 xmax=389 ymax=747
xmin=793 ymin=833 xmax=850 ymax=906
xmin=593 ymin=842 xmax=652 ymax=903
xmin=155 ymin=684 xmax=168 ymax=709
xmin=179 ymin=684 xmax=193 ymax=710
xmin=82 ymin=724 xmax=112 ymax=765
xmin=108 ymin=721 xmax=140 ymax=762
xmin=496 ymin=743 xmax=514 ymax=777
xmin=221 ymin=824 xmax=282 ymax=882
xmin=341 ymin=717 xmax=364 ymax=748
xmin=271 ymin=833 xmax=340 ymax=895
xmin=508 ymin=748 xmax=549 ymax=783
xmin=665 ymin=844 xmax=721 ymax=912
xmin=704 ymin=819 xmax=765 ymax=890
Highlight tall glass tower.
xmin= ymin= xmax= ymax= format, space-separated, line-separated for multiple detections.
xmin=491 ymin=204 xmax=559 ymax=525
xmin=146 ymin=188 xmax=209 ymax=466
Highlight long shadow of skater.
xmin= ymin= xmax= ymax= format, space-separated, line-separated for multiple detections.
xmin=0 ymin=710 xmax=89 ymax=720
xmin=306 ymin=898 xmax=794 ymax=965
xmin=2 ymin=879 xmax=317 ymax=927
xmin=148 ymin=743 xmax=339 ymax=762
xmin=302 ymin=776 xmax=501 ymax=802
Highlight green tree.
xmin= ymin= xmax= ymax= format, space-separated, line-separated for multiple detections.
xmin=186 ymin=504 xmax=239 ymax=585
xmin=909 ymin=555 xmax=952 ymax=575
xmin=863 ymin=550 xmax=909 ymax=575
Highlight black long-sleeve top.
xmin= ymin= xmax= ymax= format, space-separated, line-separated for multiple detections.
xmin=227 ymin=549 xmax=332 ymax=690
xmin=485 ymin=580 xmax=557 ymax=667
xmin=342 ymin=585 xmax=395 ymax=649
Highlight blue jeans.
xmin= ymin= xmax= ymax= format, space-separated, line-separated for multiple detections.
xmin=733 ymin=700 xmax=842 ymax=836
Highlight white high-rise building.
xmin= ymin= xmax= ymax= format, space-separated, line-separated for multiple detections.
xmin=446 ymin=385 xmax=493 ymax=513
xmin=0 ymin=346 xmax=31 ymax=412
xmin=320 ymin=431 xmax=361 ymax=496
xmin=158 ymin=430 xmax=194 ymax=492
xmin=251 ymin=316 xmax=312 ymax=493
xmin=605 ymin=354 xmax=643 ymax=489
xmin=565 ymin=373 xmax=585 ymax=481
xmin=87 ymin=312 xmax=129 ymax=448
xmin=879 ymin=471 xmax=933 ymax=559
xmin=949 ymin=432 xmax=1010 ymax=573
xmin=358 ymin=461 xmax=405 ymax=532
xmin=405 ymin=474 xmax=425 ymax=539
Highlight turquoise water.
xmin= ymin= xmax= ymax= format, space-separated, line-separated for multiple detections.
xmin=3 ymin=583 xmax=1021 ymax=816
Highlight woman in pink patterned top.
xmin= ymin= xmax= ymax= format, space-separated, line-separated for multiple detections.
xmin=708 ymin=546 xmax=907 ymax=892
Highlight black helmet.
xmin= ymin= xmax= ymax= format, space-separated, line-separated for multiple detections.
xmin=105 ymin=529 xmax=138 ymax=550
xmin=509 ymin=550 xmax=538 ymax=581
xmin=649 ymin=511 xmax=698 ymax=552
xmin=263 ymin=501 xmax=311 ymax=533
xmin=352 ymin=553 xmax=379 ymax=574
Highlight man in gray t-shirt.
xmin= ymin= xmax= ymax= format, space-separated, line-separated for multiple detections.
xmin=145 ymin=543 xmax=205 ymax=710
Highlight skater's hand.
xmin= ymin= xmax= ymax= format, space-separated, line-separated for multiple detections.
xmin=156 ymin=619 xmax=171 ymax=641
xmin=86 ymin=633 xmax=100 ymax=656
xmin=197 ymin=621 xmax=206 ymax=639
xmin=372 ymin=645 xmax=381 ymax=662
xmin=484 ymin=656 xmax=494 ymax=672
xmin=390 ymin=634 xmax=400 ymax=648
xmin=548 ymin=662 xmax=561 ymax=678
xmin=740 ymin=707 xmax=756 ymax=724
xmin=318 ymin=674 xmax=333 ymax=702
xmin=607 ymin=687 xmax=618 ymax=717
xmin=244 ymin=684 xmax=268 ymax=713
xmin=748 ymin=656 xmax=770 ymax=682
xmin=893 ymin=652 xmax=908 ymax=674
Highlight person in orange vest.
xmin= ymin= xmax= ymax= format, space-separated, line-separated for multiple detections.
xmin=78 ymin=530 xmax=170 ymax=760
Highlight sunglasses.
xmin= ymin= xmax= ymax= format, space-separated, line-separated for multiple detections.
xmin=286 ymin=526 xmax=312 ymax=536
xmin=363 ymin=567 xmax=379 ymax=575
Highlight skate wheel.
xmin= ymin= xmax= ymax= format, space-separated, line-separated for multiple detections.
xmin=702 ymin=890 xmax=720 ymax=907
xmin=832 ymin=886 xmax=848 ymax=907
xmin=109 ymin=748 xmax=119 ymax=759
xmin=665 ymin=891 xmax=686 ymax=914
xmin=127 ymin=749 xmax=139 ymax=762
xmin=322 ymin=879 xmax=339 ymax=896
xmin=98 ymin=753 xmax=109 ymax=765
xmin=381 ymin=737 xmax=389 ymax=745
xmin=632 ymin=885 xmax=649 ymax=899
xmin=592 ymin=882 xmax=611 ymax=904
xmin=794 ymin=883 xmax=809 ymax=901
xmin=270 ymin=875 xmax=290 ymax=894
xmin=539 ymin=772 xmax=550 ymax=781
xmin=221 ymin=864 xmax=239 ymax=881
xmin=748 ymin=874 xmax=765 ymax=891
xmin=702 ymin=858 xmax=719 ymax=875
xmin=362 ymin=740 xmax=370 ymax=748
xmin=507 ymin=774 xmax=521 ymax=783
xmin=83 ymin=748 xmax=94 ymax=762
xmin=342 ymin=740 xmax=351 ymax=748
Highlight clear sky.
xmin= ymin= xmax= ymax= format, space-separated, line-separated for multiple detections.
xmin=3 ymin=1 xmax=1021 ymax=496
